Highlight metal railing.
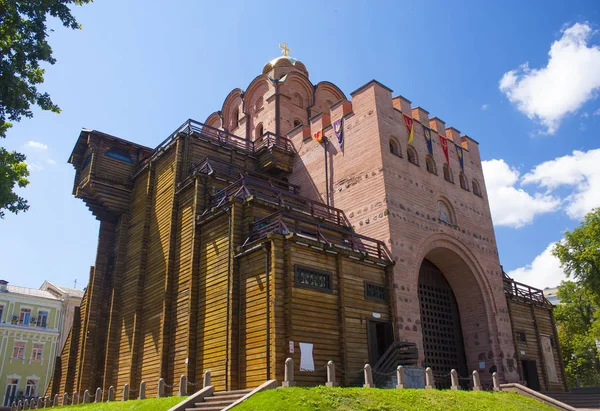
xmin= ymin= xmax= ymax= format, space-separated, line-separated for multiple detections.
xmin=244 ymin=211 xmax=391 ymax=261
xmin=372 ymin=341 xmax=419 ymax=387
xmin=205 ymin=176 xmax=351 ymax=228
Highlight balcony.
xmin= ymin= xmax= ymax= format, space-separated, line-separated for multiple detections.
xmin=503 ymin=276 xmax=552 ymax=307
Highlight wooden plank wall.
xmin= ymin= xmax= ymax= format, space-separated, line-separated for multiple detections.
xmin=507 ymin=299 xmax=566 ymax=392
xmin=196 ymin=212 xmax=232 ymax=391
xmin=137 ymin=148 xmax=176 ymax=396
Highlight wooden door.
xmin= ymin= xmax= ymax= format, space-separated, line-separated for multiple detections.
xmin=367 ymin=320 xmax=394 ymax=366
xmin=522 ymin=360 xmax=541 ymax=391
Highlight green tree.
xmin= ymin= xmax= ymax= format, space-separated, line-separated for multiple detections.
xmin=553 ymin=208 xmax=600 ymax=303
xmin=554 ymin=281 xmax=600 ymax=387
xmin=0 ymin=0 xmax=92 ymax=217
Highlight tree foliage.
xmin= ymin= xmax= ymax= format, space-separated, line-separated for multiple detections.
xmin=0 ymin=0 xmax=92 ymax=218
xmin=554 ymin=281 xmax=600 ymax=387
xmin=553 ymin=208 xmax=600 ymax=304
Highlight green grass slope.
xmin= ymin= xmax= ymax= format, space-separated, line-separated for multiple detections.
xmin=232 ymin=387 xmax=557 ymax=411
xmin=49 ymin=396 xmax=185 ymax=411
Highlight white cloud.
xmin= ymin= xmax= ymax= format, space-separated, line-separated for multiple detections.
xmin=594 ymin=108 xmax=600 ymax=116
xmin=499 ymin=22 xmax=600 ymax=134
xmin=508 ymin=242 xmax=566 ymax=289
xmin=482 ymin=159 xmax=560 ymax=228
xmin=47 ymin=159 xmax=57 ymax=165
xmin=481 ymin=104 xmax=489 ymax=111
xmin=25 ymin=162 xmax=44 ymax=172
xmin=26 ymin=141 xmax=48 ymax=151
xmin=522 ymin=149 xmax=600 ymax=219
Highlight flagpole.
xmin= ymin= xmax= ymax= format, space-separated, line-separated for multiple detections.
xmin=324 ymin=136 xmax=330 ymax=207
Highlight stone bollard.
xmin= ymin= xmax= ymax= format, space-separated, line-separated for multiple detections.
xmin=138 ymin=381 xmax=146 ymax=400
xmin=35 ymin=398 xmax=40 ymax=409
xmin=18 ymin=401 xmax=22 ymax=410
xmin=54 ymin=394 xmax=59 ymax=406
xmin=363 ymin=364 xmax=375 ymax=388
xmin=492 ymin=372 xmax=500 ymax=391
xmin=179 ymin=375 xmax=187 ymax=396
xmin=122 ymin=384 xmax=129 ymax=401
xmin=62 ymin=393 xmax=68 ymax=406
xmin=24 ymin=400 xmax=29 ymax=410
xmin=157 ymin=378 xmax=165 ymax=398
xmin=326 ymin=361 xmax=338 ymax=387
xmin=83 ymin=390 xmax=91 ymax=404
xmin=425 ymin=367 xmax=434 ymax=389
xmin=396 ymin=365 xmax=405 ymax=389
xmin=282 ymin=358 xmax=295 ymax=387
xmin=472 ymin=370 xmax=481 ymax=391
xmin=45 ymin=397 xmax=51 ymax=408
xmin=451 ymin=369 xmax=459 ymax=390
xmin=203 ymin=370 xmax=211 ymax=388
xmin=72 ymin=392 xmax=79 ymax=405
xmin=10 ymin=401 xmax=16 ymax=411
xmin=108 ymin=386 xmax=115 ymax=401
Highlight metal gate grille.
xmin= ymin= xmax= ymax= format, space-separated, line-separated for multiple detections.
xmin=418 ymin=259 xmax=467 ymax=388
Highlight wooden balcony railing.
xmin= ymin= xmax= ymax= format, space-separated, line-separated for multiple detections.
xmin=503 ymin=278 xmax=552 ymax=307
xmin=244 ymin=211 xmax=392 ymax=261
xmin=204 ymin=176 xmax=350 ymax=228
xmin=192 ymin=156 xmax=300 ymax=194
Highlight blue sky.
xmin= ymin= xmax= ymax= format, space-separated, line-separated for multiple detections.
xmin=2 ymin=0 xmax=600 ymax=290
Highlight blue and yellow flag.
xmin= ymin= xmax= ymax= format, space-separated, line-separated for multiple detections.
xmin=423 ymin=125 xmax=433 ymax=155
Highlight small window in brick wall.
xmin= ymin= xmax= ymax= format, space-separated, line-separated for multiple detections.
xmin=294 ymin=265 xmax=332 ymax=292
xmin=443 ymin=164 xmax=453 ymax=183
xmin=364 ymin=281 xmax=386 ymax=302
xmin=389 ymin=137 xmax=401 ymax=157
xmin=407 ymin=146 xmax=419 ymax=166
xmin=425 ymin=155 xmax=437 ymax=175
xmin=516 ymin=331 xmax=527 ymax=343
xmin=459 ymin=172 xmax=469 ymax=191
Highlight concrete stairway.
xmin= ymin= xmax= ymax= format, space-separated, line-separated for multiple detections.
xmin=185 ymin=389 xmax=254 ymax=411
xmin=545 ymin=388 xmax=600 ymax=409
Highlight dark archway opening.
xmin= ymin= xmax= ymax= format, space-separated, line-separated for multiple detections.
xmin=418 ymin=259 xmax=468 ymax=388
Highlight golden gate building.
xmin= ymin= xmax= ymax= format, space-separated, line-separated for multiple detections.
xmin=49 ymin=52 xmax=567 ymax=397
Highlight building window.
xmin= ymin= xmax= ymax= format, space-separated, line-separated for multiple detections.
xmin=389 ymin=138 xmax=402 ymax=157
xmin=25 ymin=380 xmax=37 ymax=398
xmin=232 ymin=108 xmax=239 ymax=128
xmin=294 ymin=265 xmax=332 ymax=292
xmin=472 ymin=179 xmax=482 ymax=197
xmin=459 ymin=172 xmax=469 ymax=191
xmin=425 ymin=155 xmax=437 ymax=175
xmin=31 ymin=343 xmax=43 ymax=362
xmin=255 ymin=123 xmax=264 ymax=139
xmin=516 ymin=331 xmax=527 ymax=343
xmin=4 ymin=378 xmax=18 ymax=407
xmin=19 ymin=308 xmax=31 ymax=325
xmin=293 ymin=119 xmax=302 ymax=128
xmin=443 ymin=164 xmax=453 ymax=183
xmin=105 ymin=147 xmax=133 ymax=164
xmin=365 ymin=281 xmax=386 ymax=302
xmin=0 ymin=305 xmax=4 ymax=323
xmin=407 ymin=146 xmax=419 ymax=166
xmin=255 ymin=96 xmax=263 ymax=112
xmin=293 ymin=93 xmax=304 ymax=108
xmin=438 ymin=199 xmax=455 ymax=225
xmin=37 ymin=311 xmax=48 ymax=328
xmin=12 ymin=341 xmax=25 ymax=360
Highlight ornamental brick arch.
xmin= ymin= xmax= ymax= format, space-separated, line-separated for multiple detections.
xmin=410 ymin=232 xmax=502 ymax=385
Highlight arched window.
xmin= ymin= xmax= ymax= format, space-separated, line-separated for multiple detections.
xmin=293 ymin=119 xmax=302 ymax=128
xmin=472 ymin=179 xmax=482 ymax=197
xmin=389 ymin=138 xmax=401 ymax=157
xmin=407 ymin=146 xmax=419 ymax=166
xmin=255 ymin=123 xmax=264 ymax=139
xmin=255 ymin=97 xmax=263 ymax=112
xmin=105 ymin=147 xmax=133 ymax=164
xmin=425 ymin=155 xmax=437 ymax=175
xmin=459 ymin=172 xmax=469 ymax=191
xmin=438 ymin=199 xmax=455 ymax=225
xmin=293 ymin=93 xmax=304 ymax=108
xmin=443 ymin=164 xmax=453 ymax=183
xmin=232 ymin=108 xmax=239 ymax=128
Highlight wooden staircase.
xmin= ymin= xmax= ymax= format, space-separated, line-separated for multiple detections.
xmin=185 ymin=389 xmax=254 ymax=411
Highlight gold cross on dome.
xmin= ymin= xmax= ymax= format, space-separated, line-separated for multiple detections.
xmin=279 ymin=42 xmax=292 ymax=57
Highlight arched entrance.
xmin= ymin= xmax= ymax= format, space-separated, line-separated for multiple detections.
xmin=418 ymin=259 xmax=467 ymax=388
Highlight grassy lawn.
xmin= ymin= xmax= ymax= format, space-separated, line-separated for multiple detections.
xmin=48 ymin=396 xmax=186 ymax=411
xmin=232 ymin=386 xmax=557 ymax=411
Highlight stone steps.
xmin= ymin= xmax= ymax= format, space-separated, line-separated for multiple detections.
xmin=186 ymin=389 xmax=253 ymax=411
xmin=545 ymin=391 xmax=600 ymax=409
